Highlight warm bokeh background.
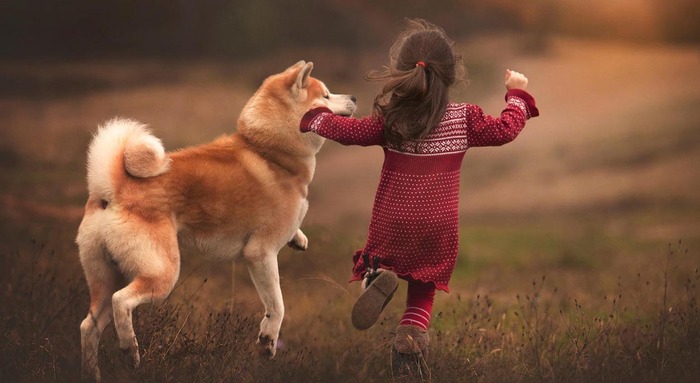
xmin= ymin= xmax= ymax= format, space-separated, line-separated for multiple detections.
xmin=1 ymin=1 xmax=699 ymax=381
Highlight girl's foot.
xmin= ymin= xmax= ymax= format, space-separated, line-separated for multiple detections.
xmin=391 ymin=324 xmax=431 ymax=381
xmin=351 ymin=270 xmax=398 ymax=330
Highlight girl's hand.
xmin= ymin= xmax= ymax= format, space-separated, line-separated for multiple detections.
xmin=505 ymin=69 xmax=528 ymax=90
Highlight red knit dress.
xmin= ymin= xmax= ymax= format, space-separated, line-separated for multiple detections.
xmin=300 ymin=89 xmax=539 ymax=292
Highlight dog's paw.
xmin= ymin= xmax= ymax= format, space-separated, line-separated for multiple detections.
xmin=120 ymin=343 xmax=140 ymax=370
xmin=81 ymin=368 xmax=101 ymax=383
xmin=287 ymin=230 xmax=308 ymax=251
xmin=256 ymin=334 xmax=277 ymax=359
xmin=287 ymin=240 xmax=307 ymax=251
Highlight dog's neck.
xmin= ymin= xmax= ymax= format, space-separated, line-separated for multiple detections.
xmin=237 ymin=132 xmax=317 ymax=194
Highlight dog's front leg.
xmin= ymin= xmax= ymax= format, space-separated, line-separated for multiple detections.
xmin=287 ymin=199 xmax=309 ymax=251
xmin=287 ymin=229 xmax=308 ymax=251
xmin=244 ymin=244 xmax=284 ymax=358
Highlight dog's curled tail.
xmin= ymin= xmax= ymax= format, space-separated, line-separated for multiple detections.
xmin=87 ymin=118 xmax=170 ymax=198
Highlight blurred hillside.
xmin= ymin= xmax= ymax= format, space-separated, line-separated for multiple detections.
xmin=1 ymin=0 xmax=698 ymax=60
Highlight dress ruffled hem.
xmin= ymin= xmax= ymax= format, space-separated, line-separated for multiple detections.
xmin=350 ymin=249 xmax=450 ymax=293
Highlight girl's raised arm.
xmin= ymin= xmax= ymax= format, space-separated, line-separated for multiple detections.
xmin=465 ymin=89 xmax=539 ymax=148
xmin=300 ymin=107 xmax=386 ymax=147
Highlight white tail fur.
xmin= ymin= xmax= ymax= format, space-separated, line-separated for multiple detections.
xmin=87 ymin=118 xmax=170 ymax=199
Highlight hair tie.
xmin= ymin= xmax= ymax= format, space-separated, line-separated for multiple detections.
xmin=416 ymin=61 xmax=426 ymax=68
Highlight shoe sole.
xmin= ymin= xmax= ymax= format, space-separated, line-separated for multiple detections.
xmin=351 ymin=271 xmax=398 ymax=330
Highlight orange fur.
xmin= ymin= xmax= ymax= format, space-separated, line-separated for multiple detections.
xmin=76 ymin=61 xmax=356 ymax=382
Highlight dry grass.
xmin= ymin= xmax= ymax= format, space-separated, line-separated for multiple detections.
xmin=1 ymin=239 xmax=699 ymax=382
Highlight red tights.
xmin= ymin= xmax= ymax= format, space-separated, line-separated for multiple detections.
xmin=399 ymin=279 xmax=436 ymax=330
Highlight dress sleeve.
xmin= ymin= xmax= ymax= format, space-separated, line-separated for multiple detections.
xmin=465 ymin=89 xmax=539 ymax=148
xmin=300 ymin=107 xmax=385 ymax=147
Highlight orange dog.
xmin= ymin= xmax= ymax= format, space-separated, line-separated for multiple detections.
xmin=76 ymin=61 xmax=356 ymax=382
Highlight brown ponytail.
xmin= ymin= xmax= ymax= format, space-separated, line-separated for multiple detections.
xmin=367 ymin=19 xmax=464 ymax=147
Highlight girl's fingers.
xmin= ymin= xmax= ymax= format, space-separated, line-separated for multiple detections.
xmin=506 ymin=69 xmax=529 ymax=89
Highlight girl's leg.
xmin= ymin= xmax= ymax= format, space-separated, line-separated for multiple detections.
xmin=400 ymin=279 xmax=436 ymax=330
xmin=393 ymin=279 xmax=435 ymax=380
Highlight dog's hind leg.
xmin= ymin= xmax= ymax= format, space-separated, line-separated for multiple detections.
xmin=112 ymin=273 xmax=178 ymax=369
xmin=79 ymin=247 xmax=120 ymax=382
xmin=111 ymin=227 xmax=180 ymax=370
xmin=244 ymin=241 xmax=284 ymax=358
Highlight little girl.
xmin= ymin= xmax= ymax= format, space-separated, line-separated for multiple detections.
xmin=300 ymin=19 xmax=539 ymax=374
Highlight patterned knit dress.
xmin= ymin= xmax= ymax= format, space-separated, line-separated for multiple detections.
xmin=300 ymin=89 xmax=539 ymax=292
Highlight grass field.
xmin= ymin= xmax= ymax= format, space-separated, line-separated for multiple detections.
xmin=1 ymin=36 xmax=699 ymax=382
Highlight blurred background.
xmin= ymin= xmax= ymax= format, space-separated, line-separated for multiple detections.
xmin=1 ymin=1 xmax=699 ymax=381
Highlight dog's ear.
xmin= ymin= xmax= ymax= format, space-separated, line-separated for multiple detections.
xmin=294 ymin=61 xmax=314 ymax=90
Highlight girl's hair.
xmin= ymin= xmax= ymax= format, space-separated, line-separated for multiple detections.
xmin=367 ymin=19 xmax=464 ymax=146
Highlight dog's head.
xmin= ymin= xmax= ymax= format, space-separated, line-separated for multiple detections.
xmin=288 ymin=61 xmax=357 ymax=117
xmin=238 ymin=61 xmax=356 ymax=155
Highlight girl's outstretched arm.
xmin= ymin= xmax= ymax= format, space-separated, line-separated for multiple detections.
xmin=465 ymin=89 xmax=539 ymax=148
xmin=300 ymin=107 xmax=385 ymax=147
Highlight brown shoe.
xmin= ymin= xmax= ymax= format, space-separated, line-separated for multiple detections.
xmin=351 ymin=270 xmax=398 ymax=330
xmin=391 ymin=325 xmax=431 ymax=381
